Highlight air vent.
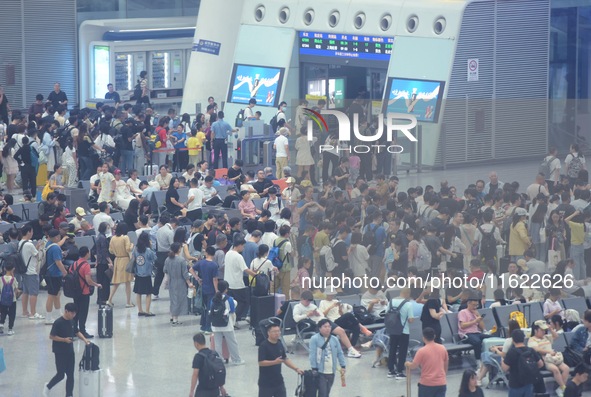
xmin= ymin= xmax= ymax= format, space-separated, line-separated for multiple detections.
xmin=304 ymin=8 xmax=314 ymax=25
xmin=329 ymin=10 xmax=340 ymax=27
xmin=407 ymin=15 xmax=419 ymax=33
xmin=255 ymin=5 xmax=265 ymax=22
xmin=434 ymin=17 xmax=446 ymax=35
xmin=354 ymin=12 xmax=366 ymax=29
xmin=380 ymin=13 xmax=392 ymax=31
xmin=279 ymin=7 xmax=290 ymax=24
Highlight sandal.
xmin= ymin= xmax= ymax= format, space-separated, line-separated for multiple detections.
xmin=125 ymin=303 xmax=136 ymax=308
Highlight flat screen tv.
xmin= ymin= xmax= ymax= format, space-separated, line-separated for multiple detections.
xmin=383 ymin=77 xmax=445 ymax=123
xmin=227 ymin=64 xmax=285 ymax=108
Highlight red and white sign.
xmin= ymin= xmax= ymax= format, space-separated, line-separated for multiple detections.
xmin=467 ymin=58 xmax=479 ymax=82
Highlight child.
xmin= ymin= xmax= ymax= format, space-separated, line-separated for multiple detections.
xmin=0 ymin=262 xmax=21 ymax=335
xmin=186 ymin=130 xmax=200 ymax=169
xmin=290 ymin=257 xmax=311 ymax=300
xmin=196 ymin=129 xmax=207 ymax=162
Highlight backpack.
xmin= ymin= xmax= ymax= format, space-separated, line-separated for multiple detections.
xmin=38 ymin=242 xmax=57 ymax=277
xmin=131 ymin=82 xmax=142 ymax=101
xmin=517 ymin=347 xmax=541 ymax=380
xmin=198 ymin=350 xmax=226 ymax=388
xmin=509 ymin=311 xmax=528 ymax=329
xmin=0 ymin=277 xmax=15 ymax=306
xmin=79 ymin=343 xmax=100 ymax=371
xmin=57 ymin=125 xmax=73 ymax=150
xmin=415 ymin=240 xmax=432 ymax=271
xmin=300 ymin=236 xmax=313 ymax=260
xmin=539 ymin=156 xmax=556 ymax=180
xmin=268 ymin=239 xmax=289 ymax=270
xmin=235 ymin=109 xmax=245 ymax=128
xmin=0 ymin=241 xmax=17 ymax=270
xmin=353 ymin=305 xmax=374 ymax=325
xmin=30 ymin=146 xmax=39 ymax=169
xmin=62 ymin=259 xmax=86 ymax=298
xmin=171 ymin=118 xmax=181 ymax=130
xmin=567 ymin=154 xmax=583 ymax=178
xmin=362 ymin=224 xmax=378 ymax=255
xmin=269 ymin=113 xmax=279 ymax=133
xmin=418 ymin=207 xmax=434 ymax=228
xmin=478 ymin=225 xmax=497 ymax=260
xmin=319 ymin=243 xmax=337 ymax=273
xmin=12 ymin=240 xmax=32 ymax=275
xmin=384 ymin=299 xmax=409 ymax=335
xmin=249 ymin=259 xmax=271 ymax=297
xmin=502 ymin=207 xmax=517 ymax=237
xmin=209 ymin=296 xmax=229 ymax=327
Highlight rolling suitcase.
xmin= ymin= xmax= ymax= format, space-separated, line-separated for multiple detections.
xmin=98 ymin=305 xmax=113 ymax=338
xmin=250 ymin=295 xmax=275 ymax=326
xmin=210 ymin=334 xmax=229 ymax=363
xmin=79 ymin=368 xmax=101 ymax=397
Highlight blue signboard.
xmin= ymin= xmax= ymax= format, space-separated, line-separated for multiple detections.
xmin=193 ymin=39 xmax=221 ymax=56
xmin=227 ymin=64 xmax=285 ymax=108
xmin=384 ymin=78 xmax=446 ymax=123
xmin=298 ymin=31 xmax=393 ymax=62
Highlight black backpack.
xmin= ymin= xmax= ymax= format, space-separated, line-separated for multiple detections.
xmin=269 ymin=113 xmax=279 ymax=133
xmin=131 ymin=82 xmax=142 ymax=101
xmin=209 ymin=296 xmax=229 ymax=327
xmin=198 ymin=350 xmax=226 ymax=388
xmin=517 ymin=347 xmax=540 ymax=380
xmin=384 ymin=299 xmax=409 ymax=335
xmin=57 ymin=125 xmax=73 ymax=149
xmin=12 ymin=240 xmax=32 ymax=275
xmin=478 ymin=225 xmax=497 ymax=260
xmin=62 ymin=260 xmax=86 ymax=298
xmin=235 ymin=109 xmax=245 ymax=127
xmin=79 ymin=343 xmax=100 ymax=371
xmin=353 ymin=305 xmax=374 ymax=325
xmin=362 ymin=224 xmax=378 ymax=255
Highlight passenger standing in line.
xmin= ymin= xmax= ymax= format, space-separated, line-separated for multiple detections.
xmin=309 ymin=318 xmax=347 ymax=397
xmin=43 ymin=303 xmax=91 ymax=397
xmin=273 ymin=126 xmax=289 ymax=179
xmin=95 ymin=222 xmax=113 ymax=305
xmin=190 ymin=332 xmax=226 ymax=397
xmin=224 ymin=237 xmax=257 ymax=323
xmin=210 ymin=280 xmax=245 ymax=365
xmin=70 ymin=246 xmax=102 ymax=339
xmin=133 ymin=231 xmax=156 ymax=317
xmin=164 ymin=242 xmax=194 ymax=325
xmin=405 ymin=327 xmax=449 ymax=397
xmin=211 ymin=111 xmax=238 ymax=170
xmin=107 ymin=223 xmax=134 ymax=307
xmin=153 ymin=214 xmax=177 ymax=299
xmin=44 ymin=229 xmax=67 ymax=325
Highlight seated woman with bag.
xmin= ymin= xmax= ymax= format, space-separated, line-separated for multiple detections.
xmin=527 ymin=320 xmax=570 ymax=396
xmin=319 ymin=289 xmax=373 ymax=348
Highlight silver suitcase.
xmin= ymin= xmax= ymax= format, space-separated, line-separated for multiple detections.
xmin=79 ymin=369 xmax=101 ymax=397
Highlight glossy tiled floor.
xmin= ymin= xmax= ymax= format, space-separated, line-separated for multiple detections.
xmin=0 ymin=160 xmax=551 ymax=397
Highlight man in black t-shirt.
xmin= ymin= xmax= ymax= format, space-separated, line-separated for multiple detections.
xmin=258 ymin=324 xmax=303 ymax=397
xmin=44 ymin=303 xmax=91 ymax=397
xmin=190 ymin=333 xmax=223 ymax=397
xmin=564 ymin=364 xmax=589 ymax=397
xmin=47 ymin=82 xmax=68 ymax=109
xmin=501 ymin=329 xmax=544 ymax=397
xmin=227 ymin=159 xmax=244 ymax=189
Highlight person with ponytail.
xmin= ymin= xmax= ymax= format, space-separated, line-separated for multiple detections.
xmin=164 ymin=242 xmax=193 ymax=325
xmin=210 ymin=279 xmax=244 ymax=365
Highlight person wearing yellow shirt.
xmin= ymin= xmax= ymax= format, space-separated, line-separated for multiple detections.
xmin=186 ymin=130 xmax=200 ymax=169
xmin=508 ymin=207 xmax=531 ymax=261
xmin=565 ymin=209 xmax=587 ymax=280
xmin=196 ymin=130 xmax=206 ymax=161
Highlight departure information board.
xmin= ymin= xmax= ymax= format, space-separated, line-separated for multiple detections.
xmin=298 ymin=31 xmax=393 ymax=62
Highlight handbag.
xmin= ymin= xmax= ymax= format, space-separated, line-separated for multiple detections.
xmin=461 ymin=227 xmax=479 ymax=257
xmin=544 ymin=352 xmax=563 ymax=366
xmin=563 ymin=346 xmax=583 ymax=367
xmin=125 ymin=252 xmax=136 ymax=274
xmin=41 ymin=182 xmax=54 ymax=200
xmin=539 ymin=222 xmax=546 ymax=244
xmin=104 ymin=267 xmax=113 ymax=279
xmin=547 ymin=238 xmax=561 ymax=271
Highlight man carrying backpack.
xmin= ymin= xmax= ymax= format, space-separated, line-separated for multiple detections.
xmin=363 ymin=212 xmax=387 ymax=280
xmin=258 ymin=323 xmax=303 ymax=397
xmin=70 ymin=247 xmax=102 ymax=339
xmin=190 ymin=332 xmax=228 ymax=397
xmin=273 ymin=225 xmax=293 ymax=300
xmin=386 ymin=288 xmax=414 ymax=380
xmin=501 ymin=329 xmax=544 ymax=397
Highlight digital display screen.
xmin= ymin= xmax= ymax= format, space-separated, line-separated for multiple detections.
xmin=227 ymin=64 xmax=285 ymax=107
xmin=384 ymin=77 xmax=446 ymax=123
xmin=299 ymin=31 xmax=393 ymax=62
xmin=93 ymin=45 xmax=110 ymax=98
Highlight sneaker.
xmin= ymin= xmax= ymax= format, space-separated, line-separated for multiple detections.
xmin=21 ymin=313 xmax=31 ymax=318
xmin=232 ymin=360 xmax=246 ymax=366
xmin=7 ymin=329 xmax=14 ymax=335
xmin=43 ymin=383 xmax=50 ymax=397
xmin=29 ymin=313 xmax=45 ymax=320
xmin=395 ymin=372 xmax=406 ymax=380
xmin=347 ymin=348 xmax=361 ymax=358
xmin=152 ymin=295 xmax=159 ymax=300
xmin=372 ymin=360 xmax=382 ymax=368
xmin=145 ymin=313 xmax=155 ymax=317
xmin=556 ymin=387 xmax=564 ymax=397
xmin=387 ymin=371 xmax=397 ymax=378
xmin=45 ymin=317 xmax=54 ymax=325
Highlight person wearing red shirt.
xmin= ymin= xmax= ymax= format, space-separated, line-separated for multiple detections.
xmin=70 ymin=246 xmax=102 ymax=339
xmin=405 ymin=327 xmax=449 ymax=397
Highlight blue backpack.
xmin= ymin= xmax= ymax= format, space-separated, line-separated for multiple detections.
xmin=30 ymin=146 xmax=39 ymax=169
xmin=0 ymin=277 xmax=15 ymax=307
xmin=268 ymin=239 xmax=289 ymax=269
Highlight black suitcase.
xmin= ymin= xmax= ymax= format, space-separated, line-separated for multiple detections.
xmin=79 ymin=343 xmax=100 ymax=371
xmin=250 ymin=295 xmax=275 ymax=326
xmin=499 ymin=255 xmax=510 ymax=274
xmin=98 ymin=305 xmax=113 ymax=338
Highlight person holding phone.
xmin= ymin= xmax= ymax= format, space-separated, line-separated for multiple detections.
xmin=457 ymin=295 xmax=494 ymax=368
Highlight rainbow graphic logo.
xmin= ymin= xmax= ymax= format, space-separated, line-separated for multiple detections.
xmin=303 ymin=108 xmax=328 ymax=133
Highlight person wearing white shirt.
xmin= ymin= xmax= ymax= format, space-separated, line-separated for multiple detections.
xmin=263 ymin=187 xmax=282 ymax=221
xmin=543 ymin=147 xmax=561 ymax=193
xmin=361 ymin=287 xmax=388 ymax=318
xmin=93 ymin=202 xmax=115 ymax=238
xmin=243 ymin=99 xmax=256 ymax=120
xmin=261 ymin=222 xmax=278 ymax=248
xmin=97 ymin=163 xmax=116 ymax=204
xmin=199 ymin=176 xmax=223 ymax=206
xmin=186 ymin=178 xmax=204 ymax=221
xmin=89 ymin=167 xmax=102 ymax=199
xmin=224 ymin=238 xmax=257 ymax=323
xmin=273 ymin=126 xmax=289 ymax=179
xmin=127 ymin=170 xmax=143 ymax=198
xmin=19 ymin=225 xmax=45 ymax=320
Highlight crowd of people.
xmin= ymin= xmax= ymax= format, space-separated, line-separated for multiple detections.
xmin=2 ymin=88 xmax=591 ymax=397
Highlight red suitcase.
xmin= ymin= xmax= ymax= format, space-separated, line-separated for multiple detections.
xmin=210 ymin=334 xmax=229 ymax=363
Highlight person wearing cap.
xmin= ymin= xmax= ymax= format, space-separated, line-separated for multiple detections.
xmin=69 ymin=207 xmax=87 ymax=233
xmin=262 ymin=187 xmax=282 ymax=222
xmin=527 ymin=319 xmax=569 ymax=396
xmin=502 ymin=329 xmax=544 ymax=396
xmin=319 ymin=288 xmax=371 ymax=348
xmin=508 ymin=207 xmax=531 ymax=261
xmin=97 ymin=162 xmax=116 ymax=204
xmin=281 ymin=177 xmax=300 ymax=209
xmin=273 ymin=126 xmax=289 ymax=180
xmin=44 ymin=229 xmax=68 ymax=325
xmin=458 ymin=294 xmax=494 ymax=368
